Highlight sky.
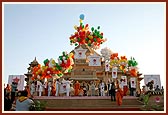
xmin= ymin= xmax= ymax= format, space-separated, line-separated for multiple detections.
xmin=3 ymin=2 xmax=166 ymax=88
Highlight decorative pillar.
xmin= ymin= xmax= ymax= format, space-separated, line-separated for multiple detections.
xmin=24 ymin=57 xmax=39 ymax=89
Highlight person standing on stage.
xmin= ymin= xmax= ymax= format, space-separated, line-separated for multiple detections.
xmin=116 ymin=79 xmax=124 ymax=106
xmin=38 ymin=80 xmax=44 ymax=96
xmin=48 ymin=81 xmax=52 ymax=96
xmin=55 ymin=79 xmax=60 ymax=96
xmin=110 ymin=82 xmax=116 ymax=101
xmin=30 ymin=81 xmax=35 ymax=97
xmin=91 ymin=81 xmax=95 ymax=96
xmin=74 ymin=81 xmax=80 ymax=96
xmin=99 ymin=80 xmax=105 ymax=96
xmin=65 ymin=78 xmax=73 ymax=96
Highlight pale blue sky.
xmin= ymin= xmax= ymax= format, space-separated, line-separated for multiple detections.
xmin=3 ymin=3 xmax=166 ymax=88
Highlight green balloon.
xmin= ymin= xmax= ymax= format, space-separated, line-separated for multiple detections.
xmin=94 ymin=38 xmax=97 ymax=42
xmin=68 ymin=69 xmax=71 ymax=73
xmin=59 ymin=56 xmax=63 ymax=60
xmin=91 ymin=27 xmax=94 ymax=31
xmin=77 ymin=38 xmax=81 ymax=42
xmin=97 ymin=26 xmax=100 ymax=29
xmin=62 ymin=51 xmax=65 ymax=56
xmin=66 ymin=55 xmax=68 ymax=60
xmin=75 ymin=43 xmax=78 ymax=46
xmin=85 ymin=38 xmax=89 ymax=41
xmin=43 ymin=59 xmax=49 ymax=65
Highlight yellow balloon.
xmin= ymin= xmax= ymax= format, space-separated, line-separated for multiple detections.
xmin=74 ymin=25 xmax=77 ymax=30
xmin=52 ymin=60 xmax=55 ymax=64
xmin=42 ymin=66 xmax=45 ymax=70
xmin=69 ymin=52 xmax=74 ymax=58
xmin=79 ymin=19 xmax=82 ymax=23
xmin=69 ymin=66 xmax=72 ymax=69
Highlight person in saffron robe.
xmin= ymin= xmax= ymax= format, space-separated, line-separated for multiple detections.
xmin=78 ymin=86 xmax=84 ymax=96
xmin=25 ymin=85 xmax=31 ymax=98
xmin=44 ymin=82 xmax=48 ymax=96
xmin=51 ymin=80 xmax=56 ymax=96
xmin=116 ymin=79 xmax=124 ymax=106
xmin=6 ymin=84 xmax=11 ymax=95
xmin=74 ymin=81 xmax=80 ymax=96
xmin=123 ymin=86 xmax=128 ymax=96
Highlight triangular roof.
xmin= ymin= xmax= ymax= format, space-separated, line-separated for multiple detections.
xmin=70 ymin=44 xmax=101 ymax=57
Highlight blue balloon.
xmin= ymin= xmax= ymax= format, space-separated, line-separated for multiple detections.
xmin=79 ymin=14 xmax=85 ymax=20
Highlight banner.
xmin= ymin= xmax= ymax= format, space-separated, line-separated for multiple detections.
xmin=74 ymin=46 xmax=87 ymax=59
xmin=130 ymin=77 xmax=136 ymax=88
xmin=144 ymin=75 xmax=161 ymax=89
xmin=8 ymin=75 xmax=25 ymax=91
xmin=105 ymin=61 xmax=110 ymax=72
xmin=121 ymin=76 xmax=127 ymax=86
xmin=88 ymin=53 xmax=101 ymax=66
xmin=112 ymin=67 xmax=117 ymax=78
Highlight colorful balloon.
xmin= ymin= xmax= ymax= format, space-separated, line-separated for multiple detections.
xmin=79 ymin=14 xmax=85 ymax=20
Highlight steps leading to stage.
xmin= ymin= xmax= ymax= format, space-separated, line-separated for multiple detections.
xmin=34 ymin=96 xmax=144 ymax=111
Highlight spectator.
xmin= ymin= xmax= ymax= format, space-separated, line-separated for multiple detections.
xmin=155 ymin=85 xmax=160 ymax=91
xmin=6 ymin=84 xmax=11 ymax=95
xmin=4 ymin=93 xmax=12 ymax=111
xmin=16 ymin=90 xmax=34 ymax=111
xmin=11 ymin=82 xmax=18 ymax=103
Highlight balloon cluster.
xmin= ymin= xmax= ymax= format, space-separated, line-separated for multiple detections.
xmin=110 ymin=53 xmax=120 ymax=67
xmin=69 ymin=14 xmax=107 ymax=50
xmin=100 ymin=47 xmax=113 ymax=61
xmin=119 ymin=56 xmax=128 ymax=73
xmin=58 ymin=52 xmax=74 ymax=73
xmin=128 ymin=57 xmax=138 ymax=76
xmin=108 ymin=52 xmax=139 ymax=76
xmin=31 ymin=52 xmax=74 ymax=81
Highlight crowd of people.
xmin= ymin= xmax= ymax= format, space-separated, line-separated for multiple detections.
xmin=4 ymin=82 xmax=35 ymax=111
xmin=5 ymin=77 xmax=161 ymax=111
